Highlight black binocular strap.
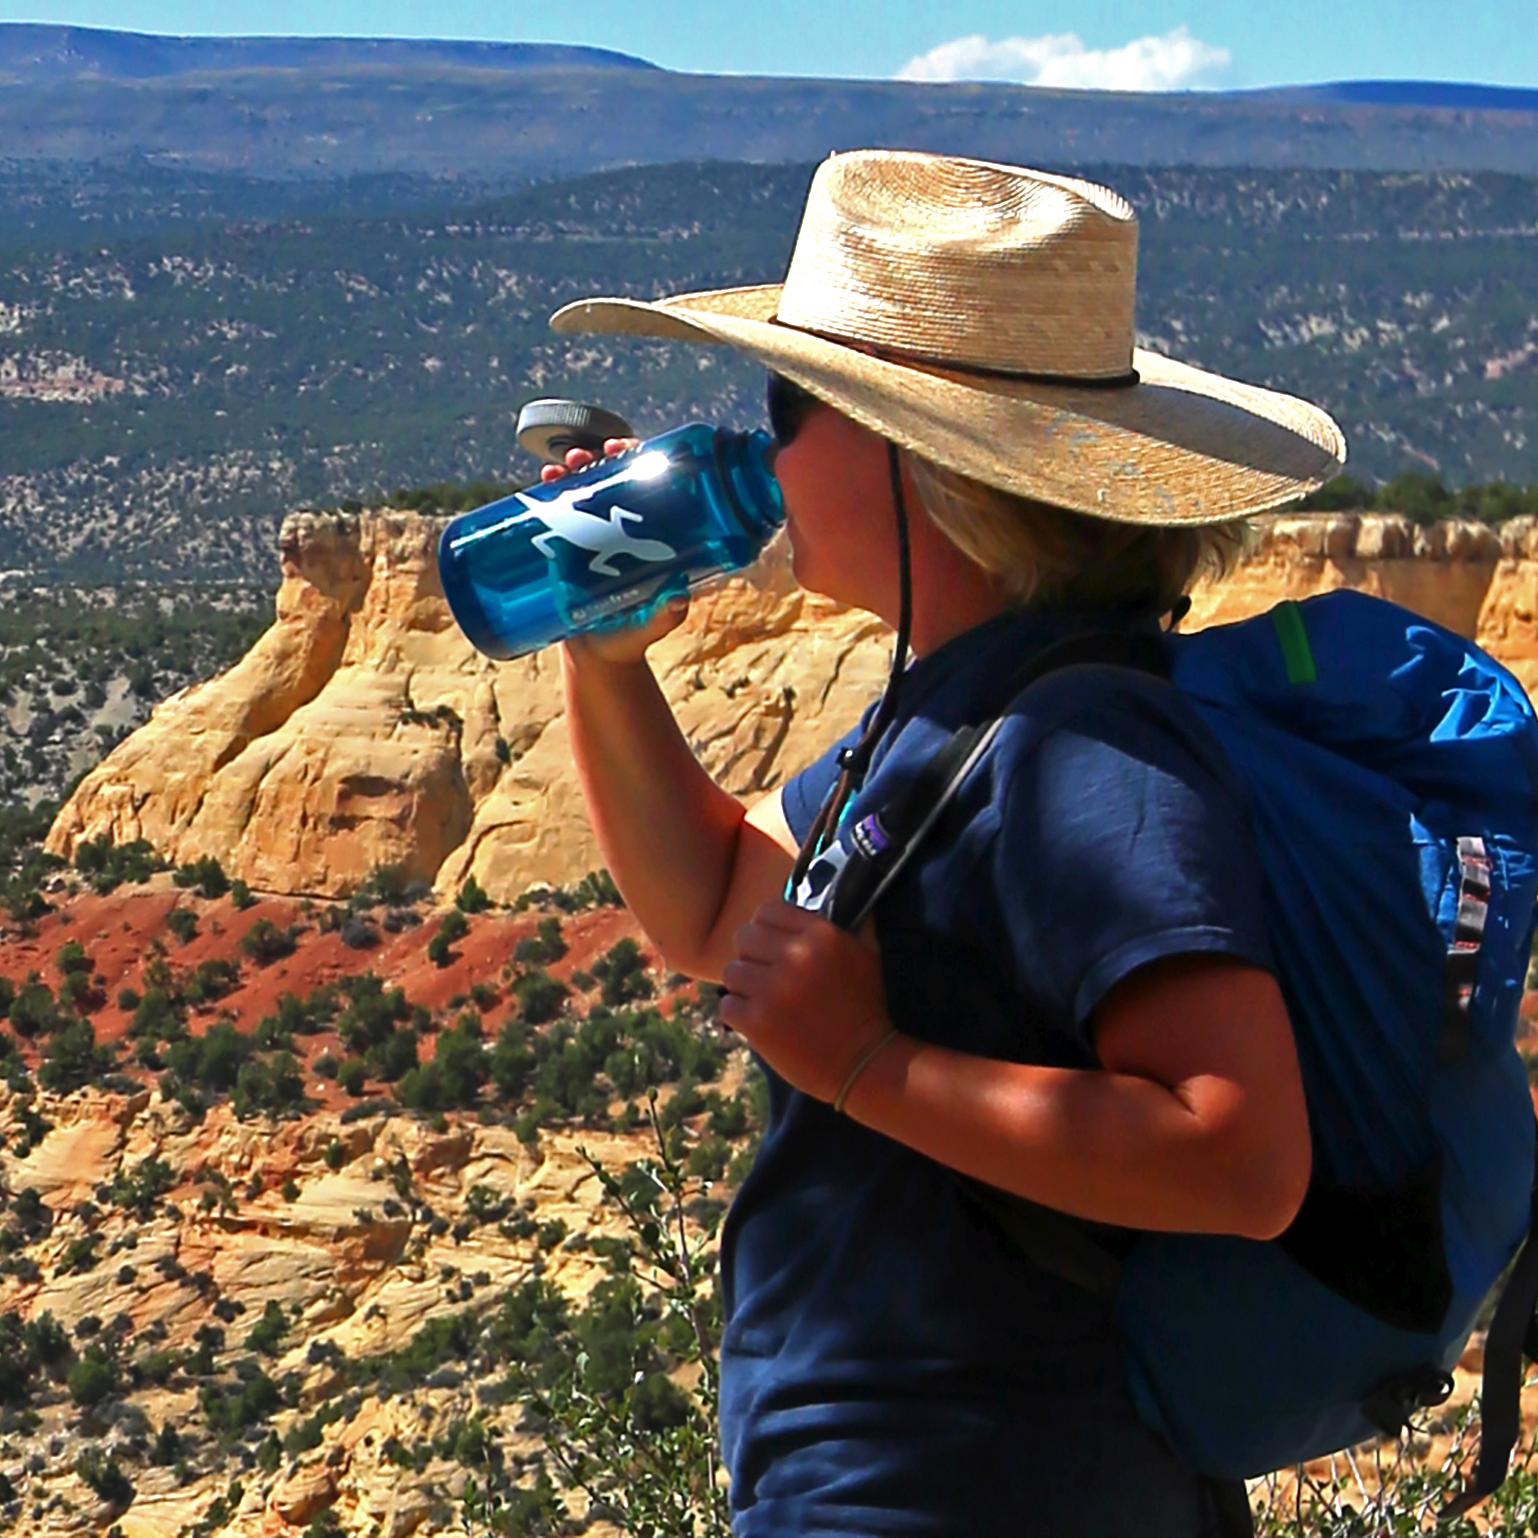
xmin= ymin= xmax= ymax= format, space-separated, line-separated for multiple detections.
xmin=820 ymin=633 xmax=1175 ymax=1299
xmin=822 ymin=717 xmax=1000 ymax=933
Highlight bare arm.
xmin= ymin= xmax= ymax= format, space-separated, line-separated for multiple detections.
xmin=722 ymin=898 xmax=1310 ymax=1236
xmin=561 ymin=644 xmax=796 ymax=981
xmin=832 ymin=952 xmax=1311 ymax=1239
xmin=532 ymin=439 xmax=793 ymax=978
xmin=544 ymin=436 xmax=798 ymax=980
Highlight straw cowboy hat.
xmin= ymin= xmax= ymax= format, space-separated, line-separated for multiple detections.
xmin=550 ymin=149 xmax=1346 ymax=526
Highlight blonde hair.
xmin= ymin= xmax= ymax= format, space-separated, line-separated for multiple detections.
xmin=905 ymin=452 xmax=1250 ymax=614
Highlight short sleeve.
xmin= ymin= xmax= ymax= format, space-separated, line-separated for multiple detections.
xmin=990 ymin=677 xmax=1274 ymax=1050
xmin=779 ymin=705 xmax=876 ymax=846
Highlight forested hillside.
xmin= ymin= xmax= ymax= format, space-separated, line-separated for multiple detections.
xmin=2 ymin=158 xmax=1536 ymax=581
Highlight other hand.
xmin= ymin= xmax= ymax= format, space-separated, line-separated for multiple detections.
xmin=719 ymin=900 xmax=895 ymax=1105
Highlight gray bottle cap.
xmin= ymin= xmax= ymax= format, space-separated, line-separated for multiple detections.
xmin=516 ymin=399 xmax=635 ymax=465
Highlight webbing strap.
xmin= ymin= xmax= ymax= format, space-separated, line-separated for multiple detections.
xmin=1440 ymin=1142 xmax=1538 ymax=1523
xmin=1441 ymin=836 xmax=1491 ymax=1065
xmin=824 ymin=719 xmax=997 ymax=932
xmin=819 ymin=630 xmax=1174 ymax=1296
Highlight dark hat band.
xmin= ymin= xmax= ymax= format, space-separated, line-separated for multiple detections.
xmin=769 ymin=317 xmax=1140 ymax=388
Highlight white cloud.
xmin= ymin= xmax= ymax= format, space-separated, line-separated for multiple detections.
xmin=895 ymin=25 xmax=1231 ymax=92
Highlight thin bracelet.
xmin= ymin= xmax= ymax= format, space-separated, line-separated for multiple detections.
xmin=833 ymin=1027 xmax=900 ymax=1115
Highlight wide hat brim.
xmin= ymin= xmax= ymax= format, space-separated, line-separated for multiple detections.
xmin=551 ymin=284 xmax=1347 ymax=526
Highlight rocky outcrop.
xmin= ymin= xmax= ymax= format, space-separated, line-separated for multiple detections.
xmin=45 ymin=508 xmax=894 ymax=901
xmin=46 ymin=510 xmax=1538 ymax=902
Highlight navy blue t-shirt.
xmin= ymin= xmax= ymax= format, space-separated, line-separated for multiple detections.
xmin=718 ymin=605 xmax=1275 ymax=1537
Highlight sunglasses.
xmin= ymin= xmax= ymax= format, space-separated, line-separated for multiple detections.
xmin=765 ymin=372 xmax=823 ymax=447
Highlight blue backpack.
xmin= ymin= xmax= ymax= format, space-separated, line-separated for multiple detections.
xmin=824 ymin=590 xmax=1538 ymax=1515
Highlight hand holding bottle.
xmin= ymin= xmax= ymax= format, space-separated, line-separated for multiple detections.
xmin=541 ymin=437 xmax=689 ymax=668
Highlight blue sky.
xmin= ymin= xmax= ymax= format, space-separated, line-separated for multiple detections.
xmin=2 ymin=0 xmax=1534 ymax=90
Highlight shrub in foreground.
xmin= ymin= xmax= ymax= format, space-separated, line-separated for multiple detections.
xmin=173 ymin=856 xmax=229 ymax=899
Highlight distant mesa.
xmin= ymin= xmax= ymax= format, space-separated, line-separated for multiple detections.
xmin=0 ymin=22 xmax=658 ymax=82
xmin=1235 ymin=80 xmax=1538 ymax=114
xmin=0 ymin=23 xmax=1535 ymax=177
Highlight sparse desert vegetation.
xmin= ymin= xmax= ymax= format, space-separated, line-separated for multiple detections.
xmin=0 ymin=864 xmax=756 ymax=1533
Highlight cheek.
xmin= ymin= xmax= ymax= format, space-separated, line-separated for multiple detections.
xmin=792 ymin=514 xmax=887 ymax=605
xmin=773 ymin=457 xmax=824 ymax=556
xmin=773 ymin=422 xmax=896 ymax=595
xmin=773 ymin=444 xmax=814 ymax=515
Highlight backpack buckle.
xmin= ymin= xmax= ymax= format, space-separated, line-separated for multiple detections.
xmin=1361 ymin=1367 xmax=1454 ymax=1438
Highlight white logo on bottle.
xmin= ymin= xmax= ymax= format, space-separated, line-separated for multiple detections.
xmin=508 ymin=461 xmax=679 ymax=578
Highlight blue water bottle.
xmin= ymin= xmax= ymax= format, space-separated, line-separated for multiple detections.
xmin=438 ymin=422 xmax=784 ymax=661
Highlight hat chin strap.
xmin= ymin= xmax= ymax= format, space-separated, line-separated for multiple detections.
xmin=788 ymin=443 xmax=913 ymax=896
xmin=870 ymin=441 xmax=914 ymax=749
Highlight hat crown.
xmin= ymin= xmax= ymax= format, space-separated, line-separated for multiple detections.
xmin=775 ymin=150 xmax=1139 ymax=380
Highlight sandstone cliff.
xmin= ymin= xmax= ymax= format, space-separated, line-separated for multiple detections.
xmin=45 ymin=511 xmax=1538 ymax=902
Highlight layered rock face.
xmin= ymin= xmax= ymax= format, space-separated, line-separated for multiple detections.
xmin=45 ymin=509 xmax=893 ymax=901
xmin=0 ymin=1071 xmax=667 ymax=1537
xmin=47 ymin=511 xmax=1538 ymax=902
